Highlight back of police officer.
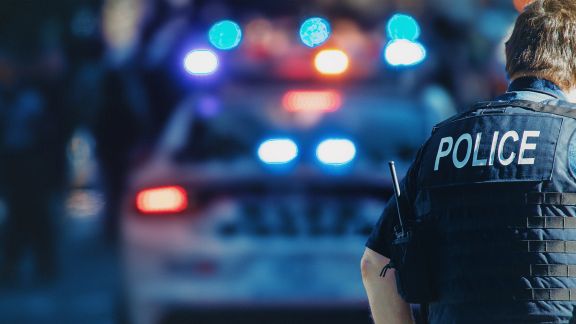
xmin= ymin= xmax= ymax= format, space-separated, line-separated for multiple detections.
xmin=361 ymin=1 xmax=576 ymax=323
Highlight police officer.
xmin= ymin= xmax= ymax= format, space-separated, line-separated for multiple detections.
xmin=361 ymin=1 xmax=576 ymax=323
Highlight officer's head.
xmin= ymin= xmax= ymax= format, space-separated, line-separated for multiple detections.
xmin=506 ymin=0 xmax=576 ymax=94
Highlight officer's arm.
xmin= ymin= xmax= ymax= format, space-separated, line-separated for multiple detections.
xmin=362 ymin=143 xmax=428 ymax=324
xmin=361 ymin=247 xmax=414 ymax=324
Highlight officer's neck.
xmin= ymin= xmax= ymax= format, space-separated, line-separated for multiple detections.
xmin=565 ymin=89 xmax=576 ymax=103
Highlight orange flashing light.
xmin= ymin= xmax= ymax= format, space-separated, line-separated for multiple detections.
xmin=513 ymin=0 xmax=532 ymax=12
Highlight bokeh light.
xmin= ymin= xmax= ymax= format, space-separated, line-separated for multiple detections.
xmin=514 ymin=0 xmax=532 ymax=12
xmin=282 ymin=90 xmax=342 ymax=113
xmin=66 ymin=189 xmax=105 ymax=219
xmin=314 ymin=49 xmax=349 ymax=75
xmin=136 ymin=186 xmax=188 ymax=214
xmin=299 ymin=17 xmax=331 ymax=48
xmin=384 ymin=39 xmax=427 ymax=67
xmin=316 ymin=139 xmax=357 ymax=165
xmin=183 ymin=49 xmax=219 ymax=75
xmin=386 ymin=13 xmax=421 ymax=41
xmin=258 ymin=139 xmax=299 ymax=164
xmin=208 ymin=20 xmax=242 ymax=50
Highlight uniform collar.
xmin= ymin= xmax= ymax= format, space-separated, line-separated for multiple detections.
xmin=508 ymin=76 xmax=567 ymax=100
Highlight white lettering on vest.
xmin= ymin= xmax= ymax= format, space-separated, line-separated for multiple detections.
xmin=498 ymin=131 xmax=519 ymax=166
xmin=435 ymin=137 xmax=453 ymax=171
xmin=452 ymin=133 xmax=472 ymax=169
xmin=488 ymin=131 xmax=499 ymax=166
xmin=433 ymin=130 xmax=541 ymax=171
xmin=472 ymin=133 xmax=487 ymax=166
xmin=518 ymin=130 xmax=539 ymax=165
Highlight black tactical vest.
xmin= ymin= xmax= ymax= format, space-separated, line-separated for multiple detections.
xmin=414 ymin=98 xmax=576 ymax=323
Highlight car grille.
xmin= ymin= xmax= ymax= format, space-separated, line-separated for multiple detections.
xmin=214 ymin=196 xmax=385 ymax=238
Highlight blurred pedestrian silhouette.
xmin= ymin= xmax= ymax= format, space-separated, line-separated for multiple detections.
xmin=0 ymin=1 xmax=72 ymax=285
xmin=93 ymin=69 xmax=149 ymax=243
xmin=0 ymin=70 xmax=69 ymax=284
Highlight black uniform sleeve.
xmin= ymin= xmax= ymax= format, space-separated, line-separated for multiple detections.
xmin=365 ymin=195 xmax=401 ymax=258
xmin=365 ymin=144 xmax=427 ymax=258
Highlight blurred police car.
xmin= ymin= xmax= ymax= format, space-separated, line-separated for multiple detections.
xmin=120 ymin=85 xmax=427 ymax=324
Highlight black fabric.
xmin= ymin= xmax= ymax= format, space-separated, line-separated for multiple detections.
xmin=366 ymin=144 xmax=428 ymax=258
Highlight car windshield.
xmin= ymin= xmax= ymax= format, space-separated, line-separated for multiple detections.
xmin=172 ymin=86 xmax=430 ymax=166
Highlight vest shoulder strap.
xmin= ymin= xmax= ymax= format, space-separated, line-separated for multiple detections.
xmin=473 ymin=99 xmax=576 ymax=119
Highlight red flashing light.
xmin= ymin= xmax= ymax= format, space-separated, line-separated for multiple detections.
xmin=282 ymin=90 xmax=342 ymax=113
xmin=136 ymin=186 xmax=188 ymax=214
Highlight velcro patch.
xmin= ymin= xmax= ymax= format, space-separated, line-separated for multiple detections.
xmin=421 ymin=114 xmax=562 ymax=188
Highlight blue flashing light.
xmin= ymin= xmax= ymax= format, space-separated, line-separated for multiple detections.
xmin=384 ymin=39 xmax=427 ymax=67
xmin=316 ymin=139 xmax=356 ymax=166
xmin=299 ymin=17 xmax=331 ymax=48
xmin=258 ymin=139 xmax=298 ymax=164
xmin=183 ymin=49 xmax=219 ymax=75
xmin=208 ymin=20 xmax=242 ymax=50
xmin=386 ymin=13 xmax=421 ymax=41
